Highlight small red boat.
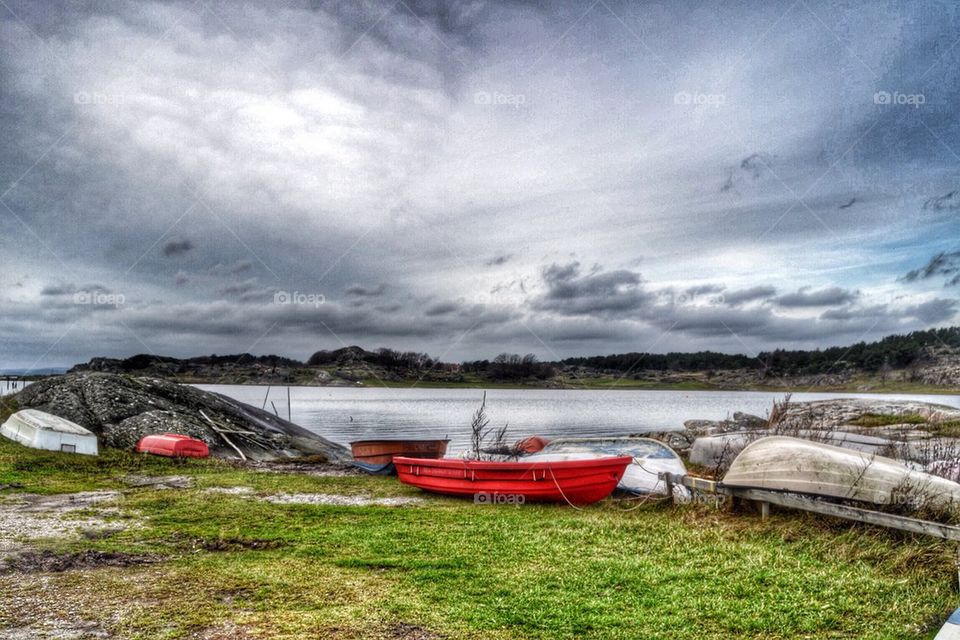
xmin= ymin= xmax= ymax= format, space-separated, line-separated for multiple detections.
xmin=394 ymin=455 xmax=632 ymax=505
xmin=136 ymin=433 xmax=209 ymax=458
xmin=350 ymin=439 xmax=449 ymax=474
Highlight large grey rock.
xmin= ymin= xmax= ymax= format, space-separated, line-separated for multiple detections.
xmin=14 ymin=373 xmax=350 ymax=462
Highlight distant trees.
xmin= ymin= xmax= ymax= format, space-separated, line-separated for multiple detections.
xmin=464 ymin=353 xmax=557 ymax=381
xmin=562 ymin=327 xmax=960 ymax=376
xmin=306 ymin=346 xmax=437 ymax=371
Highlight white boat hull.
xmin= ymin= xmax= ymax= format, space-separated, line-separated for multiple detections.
xmin=1 ymin=409 xmax=99 ymax=456
xmin=526 ymin=437 xmax=689 ymax=500
xmin=722 ymin=436 xmax=960 ymax=509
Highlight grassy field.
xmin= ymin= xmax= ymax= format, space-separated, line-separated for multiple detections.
xmin=0 ymin=439 xmax=957 ymax=639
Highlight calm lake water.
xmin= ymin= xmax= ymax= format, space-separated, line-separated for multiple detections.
xmin=197 ymin=385 xmax=960 ymax=454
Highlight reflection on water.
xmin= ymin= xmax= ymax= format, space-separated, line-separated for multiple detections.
xmin=197 ymin=385 xmax=960 ymax=454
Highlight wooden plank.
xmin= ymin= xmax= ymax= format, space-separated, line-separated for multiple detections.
xmin=660 ymin=473 xmax=960 ymax=541
xmin=728 ymin=487 xmax=960 ymax=540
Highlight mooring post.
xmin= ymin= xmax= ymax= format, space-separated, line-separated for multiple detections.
xmin=664 ymin=473 xmax=675 ymax=504
xmin=760 ymin=501 xmax=770 ymax=521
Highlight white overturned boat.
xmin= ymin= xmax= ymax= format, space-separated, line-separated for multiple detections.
xmin=936 ymin=608 xmax=960 ymax=640
xmin=721 ymin=436 xmax=960 ymax=510
xmin=1 ymin=409 xmax=99 ymax=455
xmin=525 ymin=437 xmax=690 ymax=500
xmin=689 ymin=430 xmax=893 ymax=468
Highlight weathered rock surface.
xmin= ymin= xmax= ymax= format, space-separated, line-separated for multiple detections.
xmin=775 ymin=398 xmax=960 ymax=429
xmin=13 ymin=373 xmax=350 ymax=462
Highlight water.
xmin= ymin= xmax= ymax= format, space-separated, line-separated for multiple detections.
xmin=196 ymin=385 xmax=960 ymax=453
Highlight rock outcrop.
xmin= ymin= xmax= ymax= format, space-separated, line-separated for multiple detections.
xmin=13 ymin=373 xmax=350 ymax=462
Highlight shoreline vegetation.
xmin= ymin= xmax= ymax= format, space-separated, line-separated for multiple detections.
xmin=58 ymin=326 xmax=960 ymax=394
xmin=3 ymin=375 xmax=960 ymax=636
xmin=0 ymin=437 xmax=956 ymax=639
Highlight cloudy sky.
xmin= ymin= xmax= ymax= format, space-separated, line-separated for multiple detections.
xmin=2 ymin=0 xmax=960 ymax=369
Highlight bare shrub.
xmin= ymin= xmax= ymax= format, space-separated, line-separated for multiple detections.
xmin=767 ymin=393 xmax=792 ymax=428
xmin=467 ymin=392 xmax=513 ymax=460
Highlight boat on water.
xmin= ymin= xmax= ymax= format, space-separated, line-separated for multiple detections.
xmin=721 ymin=436 xmax=960 ymax=509
xmin=524 ymin=437 xmax=690 ymax=499
xmin=394 ymin=455 xmax=632 ymax=505
xmin=350 ymin=439 xmax=449 ymax=474
xmin=1 ymin=409 xmax=98 ymax=455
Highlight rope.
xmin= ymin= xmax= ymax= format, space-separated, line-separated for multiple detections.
xmin=548 ymin=466 xmax=585 ymax=511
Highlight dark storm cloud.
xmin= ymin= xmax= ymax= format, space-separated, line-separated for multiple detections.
xmin=162 ymin=239 xmax=194 ymax=257
xmin=775 ymin=287 xmax=859 ymax=308
xmin=3 ymin=0 xmax=960 ymax=367
xmin=723 ymin=286 xmax=777 ymax=307
xmin=345 ymin=284 xmax=387 ymax=297
xmin=535 ymin=262 xmax=652 ymax=316
xmin=901 ymin=251 xmax=960 ymax=286
xmin=485 ymin=254 xmax=513 ymax=267
xmin=425 ymin=301 xmax=459 ymax=316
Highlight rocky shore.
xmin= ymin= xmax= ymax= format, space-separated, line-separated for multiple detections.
xmin=10 ymin=373 xmax=350 ymax=462
xmin=645 ymin=397 xmax=960 ymax=476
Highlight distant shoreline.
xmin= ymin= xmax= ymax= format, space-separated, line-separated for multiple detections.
xmin=185 ymin=376 xmax=960 ymax=395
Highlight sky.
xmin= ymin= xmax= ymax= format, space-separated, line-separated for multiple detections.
xmin=2 ymin=0 xmax=960 ymax=369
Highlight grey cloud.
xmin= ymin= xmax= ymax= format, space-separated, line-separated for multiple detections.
xmin=901 ymin=251 xmax=960 ymax=285
xmin=903 ymin=298 xmax=958 ymax=324
xmin=720 ymin=153 xmax=774 ymax=193
xmin=535 ymin=262 xmax=651 ymax=316
xmin=40 ymin=283 xmax=111 ymax=296
xmin=162 ymin=239 xmax=194 ymax=257
xmin=346 ymin=283 xmax=387 ymax=297
xmin=174 ymin=271 xmax=190 ymax=286
xmin=485 ymin=254 xmax=512 ymax=266
xmin=425 ymin=301 xmax=459 ymax=316
xmin=220 ymin=278 xmax=260 ymax=297
xmin=775 ymin=287 xmax=859 ymax=308
xmin=923 ymin=190 xmax=960 ymax=211
xmin=723 ymin=286 xmax=777 ymax=306
xmin=684 ymin=284 xmax=725 ymax=297
xmin=209 ymin=260 xmax=254 ymax=276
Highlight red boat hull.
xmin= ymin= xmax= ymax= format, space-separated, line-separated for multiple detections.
xmin=136 ymin=433 xmax=209 ymax=458
xmin=350 ymin=439 xmax=450 ymax=466
xmin=394 ymin=455 xmax=631 ymax=506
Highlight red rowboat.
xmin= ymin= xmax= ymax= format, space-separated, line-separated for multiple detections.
xmin=350 ymin=439 xmax=449 ymax=474
xmin=393 ymin=455 xmax=632 ymax=505
xmin=136 ymin=433 xmax=209 ymax=458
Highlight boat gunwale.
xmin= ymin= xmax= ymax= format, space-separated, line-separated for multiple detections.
xmin=394 ymin=455 xmax=633 ymax=471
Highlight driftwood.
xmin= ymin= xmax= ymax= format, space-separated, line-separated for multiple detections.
xmin=200 ymin=410 xmax=246 ymax=461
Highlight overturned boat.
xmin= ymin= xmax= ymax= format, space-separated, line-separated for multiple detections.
xmin=689 ymin=430 xmax=893 ymax=468
xmin=350 ymin=439 xmax=449 ymax=474
xmin=394 ymin=455 xmax=631 ymax=505
xmin=524 ymin=437 xmax=689 ymax=499
xmin=1 ymin=409 xmax=99 ymax=455
xmin=721 ymin=436 xmax=960 ymax=510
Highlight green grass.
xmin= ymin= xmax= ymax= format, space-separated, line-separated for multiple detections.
xmin=0 ymin=439 xmax=956 ymax=639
